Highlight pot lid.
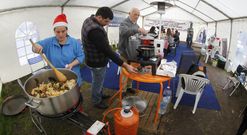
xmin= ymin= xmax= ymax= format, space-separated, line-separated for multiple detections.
xmin=1 ymin=95 xmax=28 ymax=116
xmin=122 ymin=96 xmax=147 ymax=113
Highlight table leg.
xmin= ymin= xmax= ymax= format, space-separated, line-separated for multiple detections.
xmin=136 ymin=81 xmax=140 ymax=93
xmin=119 ymin=73 xmax=128 ymax=102
xmin=119 ymin=72 xmax=124 ymax=102
xmin=108 ymin=91 xmax=120 ymax=105
xmin=167 ymin=79 xmax=171 ymax=89
xmin=155 ymin=82 xmax=163 ymax=123
xmin=108 ymin=71 xmax=124 ymax=104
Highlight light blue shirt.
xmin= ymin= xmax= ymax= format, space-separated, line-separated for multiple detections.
xmin=37 ymin=36 xmax=85 ymax=86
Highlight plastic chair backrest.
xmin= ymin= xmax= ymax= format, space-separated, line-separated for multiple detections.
xmin=27 ymin=55 xmax=43 ymax=65
xmin=180 ymin=74 xmax=209 ymax=93
xmin=27 ymin=55 xmax=46 ymax=73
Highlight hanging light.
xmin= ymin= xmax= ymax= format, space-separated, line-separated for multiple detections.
xmin=150 ymin=1 xmax=173 ymax=14
xmin=150 ymin=1 xmax=173 ymax=39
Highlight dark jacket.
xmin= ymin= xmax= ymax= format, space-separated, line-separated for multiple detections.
xmin=81 ymin=15 xmax=123 ymax=67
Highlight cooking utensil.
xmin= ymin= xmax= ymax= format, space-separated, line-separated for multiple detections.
xmin=29 ymin=39 xmax=67 ymax=82
xmin=18 ymin=69 xmax=80 ymax=116
xmin=122 ymin=96 xmax=147 ymax=114
xmin=1 ymin=95 xmax=28 ymax=116
xmin=136 ymin=45 xmax=155 ymax=60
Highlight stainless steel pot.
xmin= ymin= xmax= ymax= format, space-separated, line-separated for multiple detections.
xmin=18 ymin=69 xmax=80 ymax=116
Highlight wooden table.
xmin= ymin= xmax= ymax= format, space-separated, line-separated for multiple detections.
xmin=109 ymin=63 xmax=171 ymax=123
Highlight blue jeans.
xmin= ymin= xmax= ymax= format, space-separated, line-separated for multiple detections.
xmin=88 ymin=66 xmax=107 ymax=104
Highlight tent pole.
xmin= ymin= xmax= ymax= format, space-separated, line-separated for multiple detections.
xmin=61 ymin=7 xmax=64 ymax=13
xmin=158 ymin=13 xmax=162 ymax=39
xmin=215 ymin=21 xmax=217 ymax=37
xmin=142 ymin=16 xmax=144 ymax=28
xmin=228 ymin=19 xmax=233 ymax=59
xmin=61 ymin=0 xmax=70 ymax=13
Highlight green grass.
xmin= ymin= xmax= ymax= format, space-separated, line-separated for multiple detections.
xmin=0 ymin=75 xmax=36 ymax=135
xmin=0 ymin=80 xmax=22 ymax=135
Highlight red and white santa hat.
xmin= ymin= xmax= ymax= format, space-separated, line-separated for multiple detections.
xmin=53 ymin=14 xmax=68 ymax=28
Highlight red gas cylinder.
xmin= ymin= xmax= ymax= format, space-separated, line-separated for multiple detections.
xmin=114 ymin=106 xmax=139 ymax=135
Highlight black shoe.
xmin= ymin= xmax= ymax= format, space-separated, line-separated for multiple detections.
xmin=126 ymin=88 xmax=136 ymax=94
xmin=94 ymin=101 xmax=109 ymax=109
xmin=102 ymin=94 xmax=111 ymax=99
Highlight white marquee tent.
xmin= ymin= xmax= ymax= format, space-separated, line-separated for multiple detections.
xmin=1 ymin=0 xmax=247 ymax=85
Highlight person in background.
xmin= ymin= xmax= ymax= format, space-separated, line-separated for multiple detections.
xmin=186 ymin=22 xmax=194 ymax=48
xmin=173 ymin=30 xmax=180 ymax=46
xmin=166 ymin=28 xmax=174 ymax=45
xmin=202 ymin=29 xmax=207 ymax=44
xmin=199 ymin=32 xmax=203 ymax=43
xmin=171 ymin=28 xmax=175 ymax=36
xmin=32 ymin=14 xmax=84 ymax=87
xmin=163 ymin=28 xmax=173 ymax=56
xmin=148 ymin=26 xmax=158 ymax=38
xmin=118 ymin=7 xmax=147 ymax=95
xmin=149 ymin=26 xmax=156 ymax=34
xmin=161 ymin=28 xmax=166 ymax=38
xmin=81 ymin=7 xmax=137 ymax=109
xmin=186 ymin=30 xmax=193 ymax=48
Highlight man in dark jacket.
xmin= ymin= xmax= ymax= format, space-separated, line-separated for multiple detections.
xmin=81 ymin=7 xmax=137 ymax=109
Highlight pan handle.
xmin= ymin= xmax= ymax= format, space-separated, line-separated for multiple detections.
xmin=17 ymin=79 xmax=25 ymax=91
xmin=25 ymin=98 xmax=41 ymax=109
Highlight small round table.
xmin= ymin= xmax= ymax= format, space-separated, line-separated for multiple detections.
xmin=110 ymin=65 xmax=171 ymax=123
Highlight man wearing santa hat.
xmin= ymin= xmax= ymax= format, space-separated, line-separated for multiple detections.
xmin=32 ymin=14 xmax=85 ymax=86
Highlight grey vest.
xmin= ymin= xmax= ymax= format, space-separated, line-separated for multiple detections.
xmin=81 ymin=15 xmax=109 ymax=67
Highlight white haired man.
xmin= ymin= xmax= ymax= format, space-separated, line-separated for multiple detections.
xmin=118 ymin=8 xmax=147 ymax=95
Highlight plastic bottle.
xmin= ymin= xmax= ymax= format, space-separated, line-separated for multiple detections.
xmin=239 ymin=72 xmax=246 ymax=84
xmin=159 ymin=89 xmax=171 ymax=115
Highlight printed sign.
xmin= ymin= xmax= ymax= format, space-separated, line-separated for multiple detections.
xmin=144 ymin=18 xmax=190 ymax=31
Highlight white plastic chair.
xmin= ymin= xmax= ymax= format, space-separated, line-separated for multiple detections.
xmin=204 ymin=46 xmax=219 ymax=63
xmin=174 ymin=74 xmax=210 ymax=114
xmin=192 ymin=71 xmax=206 ymax=78
xmin=27 ymin=55 xmax=47 ymax=74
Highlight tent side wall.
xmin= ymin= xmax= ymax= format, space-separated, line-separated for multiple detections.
xmin=216 ymin=20 xmax=231 ymax=51
xmin=207 ymin=22 xmax=216 ymax=37
xmin=228 ymin=18 xmax=247 ymax=69
xmin=0 ymin=7 xmax=61 ymax=83
xmin=206 ymin=19 xmax=247 ymax=70
xmin=63 ymin=7 xmax=97 ymax=39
